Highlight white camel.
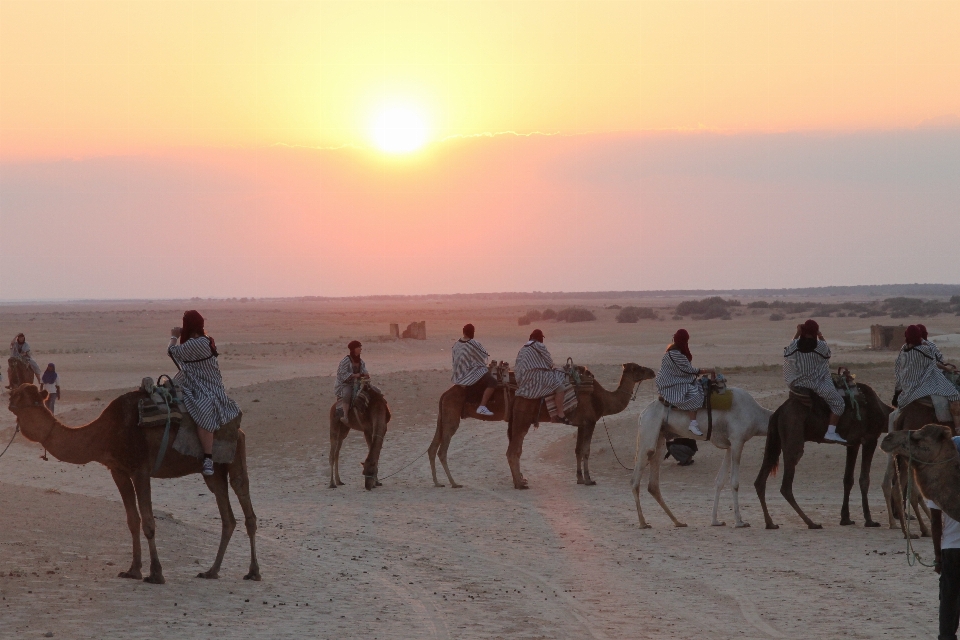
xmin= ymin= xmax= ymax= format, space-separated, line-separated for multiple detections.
xmin=631 ymin=387 xmax=772 ymax=528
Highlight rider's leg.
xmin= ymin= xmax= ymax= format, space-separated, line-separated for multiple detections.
xmin=338 ymin=387 xmax=353 ymax=427
xmin=196 ymin=426 xmax=214 ymax=455
xmin=688 ymin=410 xmax=703 ymax=436
xmin=479 ymin=386 xmax=495 ymax=409
xmin=554 ymin=388 xmax=567 ymax=420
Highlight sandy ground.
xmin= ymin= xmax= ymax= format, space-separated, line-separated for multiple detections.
xmin=1 ymin=297 xmax=958 ymax=639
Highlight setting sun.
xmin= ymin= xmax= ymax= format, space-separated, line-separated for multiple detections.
xmin=370 ymin=104 xmax=429 ymax=154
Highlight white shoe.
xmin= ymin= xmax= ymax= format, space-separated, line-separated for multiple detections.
xmin=688 ymin=420 xmax=704 ymax=436
xmin=824 ymin=431 xmax=847 ymax=444
xmin=202 ymin=457 xmax=215 ymax=476
xmin=476 ymin=406 xmax=494 ymax=416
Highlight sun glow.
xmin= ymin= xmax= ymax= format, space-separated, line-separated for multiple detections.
xmin=370 ymin=104 xmax=429 ymax=154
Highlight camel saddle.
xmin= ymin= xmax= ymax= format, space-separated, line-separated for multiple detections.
xmin=910 ymin=396 xmax=953 ymax=423
xmin=658 ymin=374 xmax=731 ymax=412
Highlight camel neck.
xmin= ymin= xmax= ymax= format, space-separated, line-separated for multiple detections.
xmin=597 ymin=374 xmax=634 ymax=416
xmin=20 ymin=409 xmax=102 ymax=465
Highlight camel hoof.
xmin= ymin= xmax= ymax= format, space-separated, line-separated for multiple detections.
xmin=904 ymin=533 xmax=920 ymax=540
xmin=375 ymin=482 xmax=382 ymax=487
xmin=328 ymin=484 xmax=338 ymax=489
xmin=840 ymin=519 xmax=855 ymax=526
xmin=577 ymin=476 xmax=584 ymax=485
xmin=143 ymin=574 xmax=165 ymax=585
xmin=433 ymin=483 xmax=445 ymax=488
xmin=451 ymin=483 xmax=463 ymax=489
xmin=864 ymin=521 xmax=881 ymax=528
xmin=243 ymin=572 xmax=262 ymax=581
xmin=583 ymin=480 xmax=597 ymax=486
xmin=765 ymin=524 xmax=780 ymax=530
xmin=638 ymin=523 xmax=652 ymax=529
xmin=118 ymin=570 xmax=141 ymax=580
xmin=196 ymin=571 xmax=219 ymax=579
xmin=712 ymin=521 xmax=726 ymax=527
xmin=674 ymin=522 xmax=688 ymax=528
xmin=808 ymin=523 xmax=823 ymax=530
xmin=735 ymin=522 xmax=751 ymax=529
xmin=514 ymin=484 xmax=529 ymax=490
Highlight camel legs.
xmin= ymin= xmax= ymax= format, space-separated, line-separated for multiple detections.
xmin=711 ymin=448 xmax=731 ymax=526
xmin=110 ymin=469 xmax=143 ymax=580
xmin=506 ymin=418 xmax=532 ymax=490
xmin=840 ymin=443 xmax=860 ymax=526
xmin=754 ymin=431 xmax=782 ymax=530
xmin=228 ymin=439 xmax=260 ymax=581
xmin=198 ymin=468 xmax=236 ymax=579
xmin=645 ymin=436 xmax=688 ymax=528
xmin=778 ymin=437 xmax=822 ymax=529
xmin=130 ymin=467 xmax=165 ymax=584
xmin=858 ymin=438 xmax=880 ymax=527
xmin=329 ymin=420 xmax=349 ymax=489
xmin=576 ymin=422 xmax=597 ymax=486
xmin=429 ymin=416 xmax=462 ymax=488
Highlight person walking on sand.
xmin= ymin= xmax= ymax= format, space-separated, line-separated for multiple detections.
xmin=655 ymin=329 xmax=717 ymax=436
xmin=452 ymin=324 xmax=497 ymax=416
xmin=40 ymin=363 xmax=61 ymax=413
xmin=783 ymin=319 xmax=846 ymax=443
xmin=167 ymin=310 xmax=241 ymax=477
xmin=515 ymin=329 xmax=571 ymax=424
xmin=8 ymin=333 xmax=42 ymax=383
xmin=931 ymin=442 xmax=960 ymax=640
xmin=336 ymin=341 xmax=369 ymax=427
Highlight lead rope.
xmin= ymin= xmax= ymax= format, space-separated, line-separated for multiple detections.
xmin=601 ymin=381 xmax=643 ymax=472
xmin=841 ymin=376 xmax=862 ymax=421
xmin=0 ymin=424 xmax=20 ymax=460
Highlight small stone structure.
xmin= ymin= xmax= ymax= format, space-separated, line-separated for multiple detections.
xmin=870 ymin=324 xmax=907 ymax=350
xmin=389 ymin=324 xmax=400 ymax=339
xmin=401 ymin=321 xmax=427 ymax=340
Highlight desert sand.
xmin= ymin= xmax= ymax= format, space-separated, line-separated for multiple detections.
xmin=1 ymin=296 xmax=957 ymax=639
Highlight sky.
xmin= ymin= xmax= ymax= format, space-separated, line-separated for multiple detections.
xmin=1 ymin=1 xmax=959 ymax=300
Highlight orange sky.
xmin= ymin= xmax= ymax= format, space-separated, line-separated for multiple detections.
xmin=2 ymin=0 xmax=960 ymax=160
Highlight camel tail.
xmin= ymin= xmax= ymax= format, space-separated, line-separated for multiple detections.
xmin=763 ymin=408 xmax=782 ymax=478
xmin=430 ymin=395 xmax=445 ymax=449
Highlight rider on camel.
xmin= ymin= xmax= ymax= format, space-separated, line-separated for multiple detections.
xmin=452 ymin=324 xmax=496 ymax=416
xmin=336 ymin=341 xmax=369 ymax=426
xmin=783 ymin=319 xmax=846 ymax=444
xmin=895 ymin=324 xmax=960 ymax=434
xmin=514 ymin=329 xmax=570 ymax=424
xmin=655 ymin=329 xmax=717 ymax=436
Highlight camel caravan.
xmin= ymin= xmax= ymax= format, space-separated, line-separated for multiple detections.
xmin=5 ymin=314 xmax=960 ymax=587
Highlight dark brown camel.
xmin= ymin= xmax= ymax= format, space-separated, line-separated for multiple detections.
xmin=6 ymin=357 xmax=35 ymax=388
xmin=7 ymin=384 xmax=260 ymax=584
xmin=429 ymin=381 xmax=513 ymax=488
xmin=505 ymin=363 xmax=655 ymax=490
xmin=328 ymin=386 xmax=391 ymax=491
xmin=754 ymin=382 xmax=891 ymax=529
xmin=881 ymin=424 xmax=960 ymax=523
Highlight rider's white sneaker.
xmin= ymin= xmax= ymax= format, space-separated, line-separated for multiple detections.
xmin=476 ymin=406 xmax=494 ymax=416
xmin=202 ymin=457 xmax=215 ymax=476
xmin=688 ymin=420 xmax=704 ymax=436
xmin=824 ymin=431 xmax=847 ymax=444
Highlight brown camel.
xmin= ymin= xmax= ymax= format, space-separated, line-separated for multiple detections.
xmin=754 ymin=382 xmax=891 ymax=529
xmin=7 ymin=384 xmax=260 ymax=584
xmin=328 ymin=386 xmax=391 ymax=491
xmin=429 ymin=380 xmax=513 ymax=488
xmin=6 ymin=356 xmax=35 ymax=388
xmin=505 ymin=363 xmax=656 ymax=490
xmin=881 ymin=424 xmax=960 ymax=523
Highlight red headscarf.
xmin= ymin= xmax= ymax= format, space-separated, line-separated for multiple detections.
xmin=917 ymin=324 xmax=929 ymax=340
xmin=463 ymin=324 xmax=475 ymax=339
xmin=181 ymin=310 xmax=205 ymax=344
xmin=800 ymin=319 xmax=820 ymax=339
xmin=529 ymin=329 xmax=544 ymax=342
xmin=669 ymin=329 xmax=693 ymax=363
xmin=905 ymin=325 xmax=922 ymax=347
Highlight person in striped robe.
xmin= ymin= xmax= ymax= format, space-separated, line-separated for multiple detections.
xmin=655 ymin=329 xmax=717 ymax=436
xmin=895 ymin=325 xmax=960 ymax=433
xmin=515 ymin=329 xmax=571 ymax=424
xmin=452 ymin=324 xmax=496 ymax=416
xmin=8 ymin=333 xmax=43 ymax=382
xmin=168 ymin=310 xmax=241 ymax=476
xmin=783 ymin=319 xmax=846 ymax=444
xmin=918 ymin=324 xmax=946 ymax=363
xmin=336 ymin=340 xmax=369 ymax=426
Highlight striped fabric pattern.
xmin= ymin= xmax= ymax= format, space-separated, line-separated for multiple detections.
xmin=925 ymin=339 xmax=945 ymax=364
xmin=335 ymin=356 xmax=368 ymax=398
xmin=783 ymin=339 xmax=845 ymax=415
xmin=655 ymin=349 xmax=704 ymax=411
xmin=452 ymin=338 xmax=490 ymax=386
xmin=168 ymin=337 xmax=240 ymax=433
xmin=895 ymin=343 xmax=960 ymax=408
xmin=515 ymin=341 xmax=568 ymax=399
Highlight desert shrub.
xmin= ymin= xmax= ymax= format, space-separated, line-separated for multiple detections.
xmin=675 ymin=296 xmax=740 ymax=320
xmin=518 ymin=309 xmax=542 ymax=325
xmin=747 ymin=301 xmax=769 ymax=308
xmin=616 ymin=306 xmax=659 ymax=323
xmin=951 ymin=296 xmax=960 ymax=305
xmin=518 ymin=316 xmax=531 ymax=326
xmin=542 ymin=308 xmax=558 ymax=320
xmin=605 ymin=304 xmax=622 ymax=310
xmin=769 ymin=313 xmax=785 ymax=321
xmin=556 ymin=307 xmax=596 ymax=323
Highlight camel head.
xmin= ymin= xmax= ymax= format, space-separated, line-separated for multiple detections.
xmin=622 ymin=363 xmax=656 ymax=384
xmin=881 ymin=423 xmax=956 ymax=463
xmin=6 ymin=384 xmax=52 ymax=442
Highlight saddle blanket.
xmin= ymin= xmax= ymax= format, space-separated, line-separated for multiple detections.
xmin=709 ymin=390 xmax=733 ymax=412
xmin=932 ymin=395 xmax=952 ymax=422
xmin=171 ymin=411 xmax=241 ymax=465
xmin=543 ymin=384 xmax=579 ymax=419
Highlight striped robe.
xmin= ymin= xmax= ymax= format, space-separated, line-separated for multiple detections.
xmin=655 ymin=349 xmax=704 ymax=411
xmin=452 ymin=338 xmax=490 ymax=386
xmin=168 ymin=337 xmax=240 ymax=433
xmin=335 ymin=356 xmax=368 ymax=398
xmin=924 ymin=339 xmax=945 ymax=364
xmin=783 ymin=339 xmax=845 ymax=415
xmin=894 ymin=343 xmax=960 ymax=408
xmin=515 ymin=341 xmax=567 ymax=399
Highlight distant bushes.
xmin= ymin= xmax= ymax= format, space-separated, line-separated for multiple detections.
xmin=616 ymin=306 xmax=660 ymax=323
xmin=518 ymin=307 xmax=594 ymax=325
xmin=769 ymin=313 xmax=785 ymax=321
xmin=747 ymin=301 xmax=769 ymax=308
xmin=542 ymin=308 xmax=558 ymax=320
xmin=674 ymin=297 xmax=741 ymax=320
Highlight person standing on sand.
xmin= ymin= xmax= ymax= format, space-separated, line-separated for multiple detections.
xmin=8 ymin=333 xmax=43 ymax=383
xmin=931 ymin=442 xmax=960 ymax=640
xmin=452 ymin=324 xmax=496 ymax=416
xmin=514 ymin=329 xmax=571 ymax=424
xmin=40 ymin=363 xmax=61 ymax=413
xmin=783 ymin=319 xmax=846 ymax=443
xmin=655 ymin=329 xmax=716 ymax=436
xmin=168 ymin=310 xmax=241 ymax=477
xmin=336 ymin=341 xmax=368 ymax=427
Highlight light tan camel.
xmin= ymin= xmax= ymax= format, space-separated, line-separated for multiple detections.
xmin=328 ymin=386 xmax=391 ymax=491
xmin=881 ymin=424 xmax=960 ymax=523
xmin=506 ymin=363 xmax=656 ymax=489
xmin=6 ymin=384 xmax=260 ymax=584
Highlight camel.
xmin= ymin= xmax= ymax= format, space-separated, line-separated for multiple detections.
xmin=880 ymin=424 xmax=960 ymax=523
xmin=505 ymin=363 xmax=655 ymax=490
xmin=328 ymin=385 xmax=391 ymax=491
xmin=630 ymin=388 xmax=772 ymax=529
xmin=6 ymin=384 xmax=260 ymax=584
xmin=6 ymin=356 xmax=35 ymax=388
xmin=429 ymin=380 xmax=513 ymax=488
xmin=754 ymin=382 xmax=891 ymax=530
